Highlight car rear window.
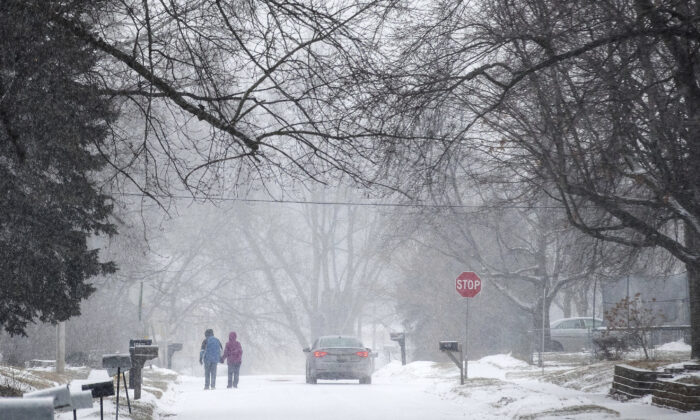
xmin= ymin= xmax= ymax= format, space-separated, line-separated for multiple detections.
xmin=318 ymin=337 xmax=363 ymax=348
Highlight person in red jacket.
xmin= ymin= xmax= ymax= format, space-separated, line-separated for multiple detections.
xmin=221 ymin=331 xmax=243 ymax=388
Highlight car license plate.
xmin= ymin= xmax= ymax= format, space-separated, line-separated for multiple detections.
xmin=337 ymin=357 xmax=347 ymax=362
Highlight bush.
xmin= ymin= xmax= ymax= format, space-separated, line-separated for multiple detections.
xmin=592 ymin=333 xmax=629 ymax=360
xmin=603 ymin=293 xmax=665 ymax=360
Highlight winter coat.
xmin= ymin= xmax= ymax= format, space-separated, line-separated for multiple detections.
xmin=201 ymin=336 xmax=223 ymax=363
xmin=221 ymin=331 xmax=243 ymax=365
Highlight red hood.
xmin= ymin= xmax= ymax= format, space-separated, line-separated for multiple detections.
xmin=229 ymin=331 xmax=237 ymax=341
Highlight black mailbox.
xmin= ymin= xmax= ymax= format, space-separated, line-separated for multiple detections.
xmin=130 ymin=339 xmax=152 ymax=347
xmin=439 ymin=341 xmax=461 ymax=352
xmin=129 ymin=340 xmax=159 ymax=400
xmin=82 ymin=380 xmax=116 ymax=420
xmin=82 ymin=381 xmax=115 ymax=398
xmin=102 ymin=354 xmax=132 ymax=370
xmin=131 ymin=345 xmax=159 ymax=358
xmin=389 ymin=332 xmax=407 ymax=365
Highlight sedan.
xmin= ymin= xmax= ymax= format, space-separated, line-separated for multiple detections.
xmin=304 ymin=335 xmax=376 ymax=384
xmin=549 ymin=317 xmax=604 ymax=352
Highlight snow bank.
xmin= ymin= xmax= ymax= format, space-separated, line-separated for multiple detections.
xmin=374 ymin=361 xmax=453 ymax=381
xmin=656 ymin=339 xmax=691 ymax=352
xmin=145 ymin=365 xmax=179 ymax=376
xmin=475 ymin=354 xmax=529 ymax=370
xmin=374 ymin=354 xmax=529 ymax=383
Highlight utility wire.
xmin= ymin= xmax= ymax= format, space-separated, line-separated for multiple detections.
xmin=114 ymin=192 xmax=569 ymax=209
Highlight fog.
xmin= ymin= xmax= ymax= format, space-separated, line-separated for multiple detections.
xmin=6 ymin=179 xmax=674 ymax=373
xmin=2 ymin=1 xmax=697 ymax=418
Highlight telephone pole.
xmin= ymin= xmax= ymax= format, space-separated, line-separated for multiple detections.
xmin=56 ymin=322 xmax=65 ymax=373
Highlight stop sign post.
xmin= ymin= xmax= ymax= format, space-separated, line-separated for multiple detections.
xmin=456 ymin=272 xmax=481 ymax=383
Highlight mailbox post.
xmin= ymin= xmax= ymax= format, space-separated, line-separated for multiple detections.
xmin=389 ymin=332 xmax=406 ymax=366
xmin=128 ymin=339 xmax=159 ymax=400
xmin=439 ymin=341 xmax=464 ymax=385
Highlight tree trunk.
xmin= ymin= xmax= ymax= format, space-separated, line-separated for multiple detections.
xmin=532 ymin=297 xmax=552 ymax=349
xmin=562 ymin=291 xmax=573 ymax=318
xmin=573 ymin=289 xmax=589 ymax=318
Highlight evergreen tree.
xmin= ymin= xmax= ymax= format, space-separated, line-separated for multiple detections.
xmin=0 ymin=0 xmax=116 ymax=335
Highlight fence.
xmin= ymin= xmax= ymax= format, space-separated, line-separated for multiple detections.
xmin=519 ymin=325 xmax=690 ymax=366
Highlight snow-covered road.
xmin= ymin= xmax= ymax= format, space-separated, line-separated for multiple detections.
xmin=158 ymin=355 xmax=698 ymax=420
xmin=167 ymin=374 xmax=470 ymax=419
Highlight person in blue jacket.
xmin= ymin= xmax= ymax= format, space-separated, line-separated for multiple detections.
xmin=199 ymin=329 xmax=223 ymax=389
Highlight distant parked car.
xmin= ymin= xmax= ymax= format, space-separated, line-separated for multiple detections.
xmin=549 ymin=317 xmax=604 ymax=352
xmin=304 ymin=335 xmax=376 ymax=384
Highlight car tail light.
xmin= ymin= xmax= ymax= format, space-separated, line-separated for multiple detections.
xmin=356 ymin=351 xmax=369 ymax=358
xmin=313 ymin=351 xmax=328 ymax=358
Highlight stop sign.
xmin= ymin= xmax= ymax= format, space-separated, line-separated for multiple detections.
xmin=456 ymin=272 xmax=481 ymax=298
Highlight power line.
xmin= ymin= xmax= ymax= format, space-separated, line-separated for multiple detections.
xmin=114 ymin=192 xmax=567 ymax=209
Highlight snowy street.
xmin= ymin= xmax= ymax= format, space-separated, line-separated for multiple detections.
xmin=168 ymin=374 xmax=466 ymax=420
xmin=156 ymin=355 xmax=699 ymax=420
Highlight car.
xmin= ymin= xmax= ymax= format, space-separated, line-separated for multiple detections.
xmin=549 ymin=317 xmax=604 ymax=352
xmin=303 ymin=335 xmax=376 ymax=384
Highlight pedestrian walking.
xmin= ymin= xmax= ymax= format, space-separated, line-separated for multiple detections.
xmin=221 ymin=331 xmax=243 ymax=388
xmin=199 ymin=328 xmax=222 ymax=389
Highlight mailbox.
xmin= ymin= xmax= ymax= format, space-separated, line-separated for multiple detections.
xmin=439 ymin=341 xmax=461 ymax=352
xmin=0 ymin=397 xmax=54 ymax=420
xmin=24 ymin=385 xmax=71 ymax=409
xmin=82 ymin=380 xmax=115 ymax=420
xmin=167 ymin=343 xmax=183 ymax=369
xmin=129 ymin=339 xmax=152 ymax=347
xmin=102 ymin=353 xmax=132 ymax=418
xmin=102 ymin=354 xmax=132 ymax=375
xmin=389 ymin=332 xmax=407 ymax=365
xmin=81 ymin=381 xmax=115 ymax=398
xmin=66 ymin=390 xmax=94 ymax=411
xmin=129 ymin=339 xmax=159 ymax=400
xmin=131 ymin=345 xmax=158 ymax=358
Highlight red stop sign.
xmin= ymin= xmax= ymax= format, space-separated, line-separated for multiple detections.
xmin=456 ymin=272 xmax=481 ymax=297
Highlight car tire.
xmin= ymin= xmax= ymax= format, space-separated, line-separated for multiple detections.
xmin=360 ymin=376 xmax=371 ymax=385
xmin=306 ymin=366 xmax=316 ymax=384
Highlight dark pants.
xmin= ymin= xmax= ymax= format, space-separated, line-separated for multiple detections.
xmin=227 ymin=362 xmax=241 ymax=388
xmin=204 ymin=361 xmax=217 ymax=388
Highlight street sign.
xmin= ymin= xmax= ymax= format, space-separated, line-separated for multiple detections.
xmin=455 ymin=271 xmax=481 ymax=382
xmin=456 ymin=272 xmax=481 ymax=297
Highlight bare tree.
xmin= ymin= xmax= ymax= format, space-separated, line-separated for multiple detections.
xmin=45 ymin=0 xmax=406 ymax=199
xmin=235 ymin=186 xmax=394 ymax=347
xmin=372 ymin=0 xmax=700 ymax=357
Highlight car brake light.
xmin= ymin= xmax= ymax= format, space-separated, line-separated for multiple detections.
xmin=356 ymin=351 xmax=369 ymax=358
xmin=313 ymin=351 xmax=328 ymax=358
